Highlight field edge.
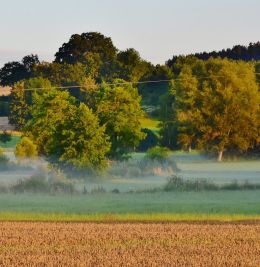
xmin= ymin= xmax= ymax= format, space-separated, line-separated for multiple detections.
xmin=1 ymin=212 xmax=260 ymax=223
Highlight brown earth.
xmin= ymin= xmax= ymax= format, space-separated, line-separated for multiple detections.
xmin=0 ymin=222 xmax=259 ymax=267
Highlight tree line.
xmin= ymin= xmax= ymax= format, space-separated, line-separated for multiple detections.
xmin=0 ymin=32 xmax=259 ymax=167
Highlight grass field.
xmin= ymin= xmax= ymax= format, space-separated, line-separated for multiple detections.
xmin=0 ymin=151 xmax=259 ymax=222
xmin=140 ymin=117 xmax=160 ymax=132
xmin=0 ymin=190 xmax=259 ymax=222
xmin=0 ymin=135 xmax=20 ymax=149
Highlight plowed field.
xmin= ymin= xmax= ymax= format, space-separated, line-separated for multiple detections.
xmin=0 ymin=222 xmax=259 ymax=266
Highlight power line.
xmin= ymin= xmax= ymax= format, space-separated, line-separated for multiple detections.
xmin=8 ymin=72 xmax=260 ymax=92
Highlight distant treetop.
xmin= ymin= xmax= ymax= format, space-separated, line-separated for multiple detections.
xmin=54 ymin=32 xmax=117 ymax=65
xmin=167 ymin=42 xmax=260 ymax=67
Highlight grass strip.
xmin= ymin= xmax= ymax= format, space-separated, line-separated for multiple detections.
xmin=0 ymin=212 xmax=260 ymax=222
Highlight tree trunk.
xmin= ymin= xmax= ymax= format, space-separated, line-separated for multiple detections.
xmin=217 ymin=150 xmax=223 ymax=162
xmin=188 ymin=145 xmax=192 ymax=153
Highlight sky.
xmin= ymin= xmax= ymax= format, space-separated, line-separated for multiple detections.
xmin=0 ymin=0 xmax=259 ymax=66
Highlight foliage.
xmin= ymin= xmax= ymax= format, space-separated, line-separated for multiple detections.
xmin=96 ymin=81 xmax=145 ymax=158
xmin=164 ymin=175 xmax=218 ymax=191
xmin=11 ymin=175 xmax=49 ymax=194
xmin=117 ymin=48 xmax=150 ymax=82
xmin=164 ymin=175 xmax=260 ymax=192
xmin=80 ymin=77 xmax=99 ymax=109
xmin=55 ymin=32 xmax=117 ymax=65
xmin=0 ymin=147 xmax=8 ymax=165
xmin=9 ymin=78 xmax=52 ymax=129
xmin=161 ymin=58 xmax=260 ymax=160
xmin=145 ymin=146 xmax=170 ymax=162
xmin=24 ymin=90 xmax=110 ymax=172
xmin=15 ymin=137 xmax=38 ymax=159
xmin=34 ymin=62 xmax=86 ymax=87
xmin=8 ymin=81 xmax=29 ymax=129
xmin=138 ymin=65 xmax=173 ymax=105
xmin=0 ymin=55 xmax=39 ymax=86
xmin=167 ymin=42 xmax=260 ymax=67
xmin=54 ymin=32 xmax=118 ymax=81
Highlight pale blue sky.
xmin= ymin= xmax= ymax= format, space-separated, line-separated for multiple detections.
xmin=0 ymin=0 xmax=259 ymax=66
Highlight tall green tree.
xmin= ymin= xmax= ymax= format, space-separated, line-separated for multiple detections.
xmin=172 ymin=66 xmax=201 ymax=152
xmin=0 ymin=55 xmax=39 ymax=86
xmin=197 ymin=59 xmax=260 ymax=160
xmin=24 ymin=90 xmax=110 ymax=172
xmin=54 ymin=32 xmax=117 ymax=65
xmin=138 ymin=65 xmax=173 ymax=106
xmin=8 ymin=81 xmax=29 ymax=129
xmin=96 ymin=81 xmax=145 ymax=158
xmin=117 ymin=48 xmax=150 ymax=82
xmin=169 ymin=58 xmax=260 ymax=160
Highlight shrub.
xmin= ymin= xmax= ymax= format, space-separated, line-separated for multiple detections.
xmin=111 ymin=188 xmax=120 ymax=194
xmin=48 ymin=172 xmax=76 ymax=194
xmin=145 ymin=146 xmax=170 ymax=162
xmin=91 ymin=186 xmax=106 ymax=194
xmin=164 ymin=175 xmax=218 ymax=192
xmin=12 ymin=175 xmax=49 ymax=193
xmin=0 ymin=147 xmax=9 ymax=166
xmin=15 ymin=137 xmax=38 ymax=159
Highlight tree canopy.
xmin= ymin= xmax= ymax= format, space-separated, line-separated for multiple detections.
xmin=96 ymin=81 xmax=145 ymax=158
xmin=161 ymin=58 xmax=260 ymax=160
xmin=54 ymin=32 xmax=117 ymax=65
xmin=0 ymin=55 xmax=39 ymax=86
xmin=24 ymin=89 xmax=110 ymax=172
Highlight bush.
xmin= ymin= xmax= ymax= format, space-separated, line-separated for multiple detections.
xmin=145 ymin=146 xmax=170 ymax=162
xmin=48 ymin=172 xmax=76 ymax=194
xmin=91 ymin=186 xmax=106 ymax=194
xmin=164 ymin=176 xmax=260 ymax=192
xmin=0 ymin=147 xmax=9 ymax=166
xmin=15 ymin=137 xmax=38 ymax=159
xmin=12 ymin=175 xmax=49 ymax=193
xmin=164 ymin=175 xmax=218 ymax=192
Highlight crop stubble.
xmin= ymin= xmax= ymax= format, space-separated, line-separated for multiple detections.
xmin=0 ymin=222 xmax=259 ymax=266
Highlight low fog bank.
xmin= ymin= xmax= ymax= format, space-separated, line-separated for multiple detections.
xmin=0 ymin=152 xmax=260 ymax=194
xmin=0 ymin=153 xmax=178 ymax=194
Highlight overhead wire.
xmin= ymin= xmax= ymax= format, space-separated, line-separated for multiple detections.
xmin=8 ymin=72 xmax=260 ymax=92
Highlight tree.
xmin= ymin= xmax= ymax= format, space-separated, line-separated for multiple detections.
xmin=24 ymin=89 xmax=110 ymax=172
xmin=8 ymin=81 xmax=29 ymax=129
xmin=0 ymin=55 xmax=39 ymax=86
xmin=96 ymin=81 xmax=145 ymax=158
xmin=138 ymin=65 xmax=173 ymax=106
xmin=15 ymin=137 xmax=38 ymax=159
xmin=170 ymin=58 xmax=260 ymax=160
xmin=80 ymin=77 xmax=99 ymax=110
xmin=33 ymin=62 xmax=86 ymax=99
xmin=167 ymin=42 xmax=260 ymax=67
xmin=33 ymin=62 xmax=86 ymax=87
xmin=197 ymin=59 xmax=260 ymax=160
xmin=117 ymin=48 xmax=150 ymax=82
xmin=55 ymin=32 xmax=117 ymax=65
xmin=172 ymin=66 xmax=201 ymax=152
